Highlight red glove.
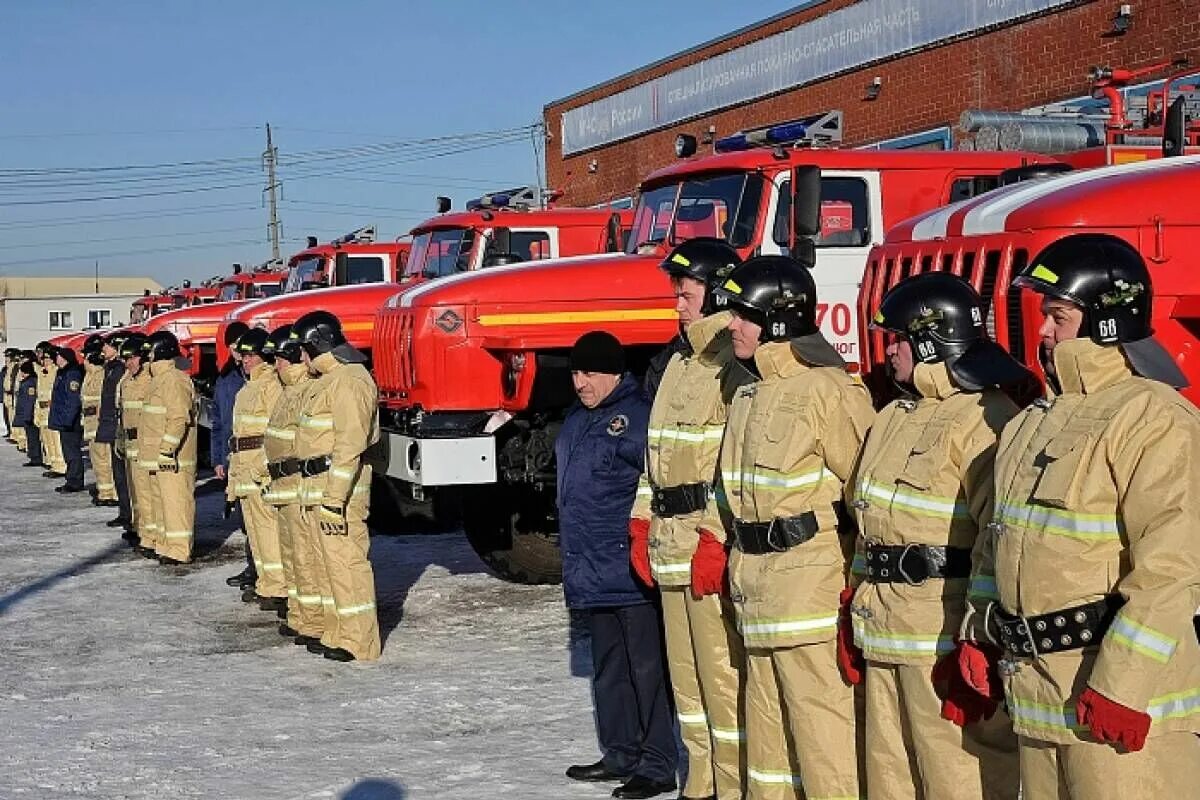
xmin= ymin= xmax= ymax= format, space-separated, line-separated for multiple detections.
xmin=628 ymin=519 xmax=654 ymax=587
xmin=957 ymin=640 xmax=1004 ymax=701
xmin=933 ymin=644 xmax=999 ymax=726
xmin=836 ymin=587 xmax=865 ymax=686
xmin=690 ymin=529 xmax=727 ymax=600
xmin=1077 ymin=687 xmax=1151 ymax=752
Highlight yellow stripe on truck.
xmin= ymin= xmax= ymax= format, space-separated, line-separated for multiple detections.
xmin=477 ymin=308 xmax=677 ymax=327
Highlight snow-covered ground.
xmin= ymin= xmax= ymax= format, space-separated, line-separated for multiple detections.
xmin=0 ymin=443 xmax=622 ymax=800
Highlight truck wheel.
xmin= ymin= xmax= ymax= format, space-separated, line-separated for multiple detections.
xmin=369 ymin=475 xmax=460 ymax=534
xmin=460 ymin=484 xmax=562 ymax=585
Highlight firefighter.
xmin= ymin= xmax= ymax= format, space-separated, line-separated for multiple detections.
xmin=214 ymin=321 xmax=253 ymax=590
xmin=2 ymin=347 xmax=15 ymax=442
xmin=34 ymin=342 xmax=66 ymax=477
xmin=227 ymin=328 xmax=288 ymax=613
xmin=290 ymin=311 xmax=381 ymax=662
xmin=629 ymin=238 xmax=747 ymax=800
xmin=80 ymin=334 xmax=115 ymax=505
xmin=6 ymin=348 xmax=29 ymax=451
xmin=119 ymin=334 xmax=155 ymax=553
xmin=846 ymin=273 xmax=1026 ymax=800
xmin=100 ymin=332 xmax=135 ymax=538
xmin=262 ymin=324 xmax=321 ymax=645
xmin=49 ymin=347 xmax=86 ymax=493
xmin=95 ymin=333 xmax=126 ymax=513
xmin=14 ymin=358 xmax=40 ymax=465
xmin=139 ymin=331 xmax=198 ymax=565
xmin=959 ymin=234 xmax=1200 ymax=798
xmin=702 ymin=254 xmax=875 ymax=800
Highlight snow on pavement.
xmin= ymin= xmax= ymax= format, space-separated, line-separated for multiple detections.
xmin=0 ymin=443 xmax=626 ymax=800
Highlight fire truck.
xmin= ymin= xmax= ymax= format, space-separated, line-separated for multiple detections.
xmin=860 ymin=64 xmax=1200 ymax=399
xmin=128 ymin=290 xmax=176 ymax=326
xmin=371 ymin=112 xmax=1056 ymax=583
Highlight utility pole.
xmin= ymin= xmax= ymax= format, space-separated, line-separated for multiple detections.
xmin=530 ymin=122 xmax=546 ymax=209
xmin=94 ymin=260 xmax=99 ymax=294
xmin=263 ymin=123 xmax=282 ymax=263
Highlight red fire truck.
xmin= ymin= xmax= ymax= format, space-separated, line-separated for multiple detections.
xmin=371 ymin=112 xmax=1056 ymax=583
xmin=860 ymin=64 xmax=1200 ymax=399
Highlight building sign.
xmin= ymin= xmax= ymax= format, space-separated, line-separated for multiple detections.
xmin=560 ymin=0 xmax=1074 ymax=155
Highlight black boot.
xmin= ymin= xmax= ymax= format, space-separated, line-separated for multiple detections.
xmin=279 ymin=623 xmax=299 ymax=637
xmin=306 ymin=641 xmax=330 ymax=656
xmin=566 ymin=761 xmax=628 ymax=782
xmin=323 ymin=647 xmax=355 ymax=662
xmin=225 ymin=567 xmax=255 ymax=587
xmin=294 ymin=635 xmax=319 ymax=647
xmin=158 ymin=555 xmax=186 ymax=566
xmin=611 ymin=776 xmax=677 ymax=799
xmin=106 ymin=516 xmax=129 ymax=528
xmin=259 ymin=596 xmax=287 ymax=615
xmin=241 ymin=589 xmax=262 ymax=604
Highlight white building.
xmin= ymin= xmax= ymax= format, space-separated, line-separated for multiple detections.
xmin=0 ymin=276 xmax=161 ymax=350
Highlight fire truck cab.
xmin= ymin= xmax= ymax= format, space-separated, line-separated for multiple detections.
xmin=129 ymin=290 xmax=175 ymax=326
xmin=371 ymin=111 xmax=1056 ymax=583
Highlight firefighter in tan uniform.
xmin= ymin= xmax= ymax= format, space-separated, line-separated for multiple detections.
xmin=846 ymin=273 xmax=1025 ymax=800
xmin=80 ymin=334 xmax=117 ymax=504
xmin=139 ymin=331 xmax=198 ymax=565
xmin=226 ymin=328 xmax=288 ymax=612
xmin=959 ymin=235 xmax=1200 ymax=799
xmin=119 ymin=334 xmax=155 ymax=554
xmin=262 ymin=325 xmax=322 ymax=647
xmin=702 ymin=255 xmax=875 ymax=800
xmin=4 ymin=348 xmax=23 ymax=448
xmin=630 ymin=239 xmax=747 ymax=800
xmin=291 ymin=311 xmax=381 ymax=662
xmin=34 ymin=341 xmax=66 ymax=476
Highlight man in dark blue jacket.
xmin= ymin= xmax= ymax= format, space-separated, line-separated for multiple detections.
xmin=212 ymin=322 xmax=252 ymax=588
xmin=49 ymin=347 xmax=86 ymax=493
xmin=15 ymin=359 xmax=41 ymax=466
xmin=97 ymin=334 xmax=133 ymax=536
xmin=557 ymin=331 xmax=677 ymax=800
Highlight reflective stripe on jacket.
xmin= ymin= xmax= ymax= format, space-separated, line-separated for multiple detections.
xmin=263 ymin=362 xmax=311 ymax=506
xmin=139 ymin=360 xmax=197 ymax=472
xmin=34 ymin=363 xmax=56 ymax=426
xmin=292 ymin=352 xmax=377 ymax=507
xmin=81 ymin=362 xmax=103 ymax=440
xmin=227 ymin=362 xmax=282 ymax=500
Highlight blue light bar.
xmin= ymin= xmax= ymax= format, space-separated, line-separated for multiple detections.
xmin=765 ymin=120 xmax=811 ymax=144
xmin=714 ymin=133 xmax=751 ymax=152
xmin=713 ymin=111 xmax=842 ymax=153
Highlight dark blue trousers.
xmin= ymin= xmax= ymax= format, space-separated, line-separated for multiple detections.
xmin=24 ymin=425 xmax=42 ymax=465
xmin=112 ymin=447 xmax=131 ymax=523
xmin=587 ymin=603 xmax=677 ymax=784
xmin=59 ymin=428 xmax=84 ymax=488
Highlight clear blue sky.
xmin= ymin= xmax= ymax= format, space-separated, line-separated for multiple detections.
xmin=0 ymin=1 xmax=799 ymax=285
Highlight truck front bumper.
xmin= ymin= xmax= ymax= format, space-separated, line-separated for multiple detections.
xmin=381 ymin=431 xmax=496 ymax=486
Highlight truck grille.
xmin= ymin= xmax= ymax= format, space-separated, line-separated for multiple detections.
xmin=373 ymin=308 xmax=414 ymax=395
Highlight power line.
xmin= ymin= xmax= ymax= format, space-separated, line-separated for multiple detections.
xmin=0 ymin=225 xmax=264 ymax=250
xmin=0 ymin=236 xmax=309 ymax=269
xmin=0 ymin=202 xmax=261 ymax=229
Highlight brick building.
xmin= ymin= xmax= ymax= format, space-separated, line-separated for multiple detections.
xmin=543 ymin=0 xmax=1200 ymax=208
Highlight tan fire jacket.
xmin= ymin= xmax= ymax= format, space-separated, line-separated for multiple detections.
xmin=631 ymin=312 xmax=733 ymax=586
xmin=703 ymin=340 xmax=875 ymax=649
xmin=293 ymin=352 xmax=378 ymax=509
xmin=847 ymin=361 xmax=1018 ymax=665
xmin=34 ymin=362 xmax=57 ymax=427
xmin=118 ymin=368 xmax=150 ymax=461
xmin=263 ymin=362 xmax=312 ymax=506
xmin=968 ymin=338 xmax=1200 ymax=744
xmin=227 ymin=362 xmax=283 ymax=501
xmin=81 ymin=362 xmax=104 ymax=443
xmin=138 ymin=360 xmax=197 ymax=473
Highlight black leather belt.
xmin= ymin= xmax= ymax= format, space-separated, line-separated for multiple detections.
xmin=38 ymin=401 xmax=49 ymax=409
xmin=230 ymin=435 xmax=265 ymax=453
xmin=267 ymin=455 xmax=331 ymax=480
xmin=650 ymin=482 xmax=708 ymax=518
xmin=995 ymin=595 xmax=1124 ymax=658
xmin=864 ymin=544 xmax=972 ymax=585
xmin=733 ymin=512 xmax=819 ymax=554
xmin=124 ymin=428 xmax=138 ymax=440
xmin=83 ymin=406 xmax=98 ymax=416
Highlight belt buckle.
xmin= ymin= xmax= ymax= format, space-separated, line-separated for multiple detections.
xmin=301 ymin=457 xmax=326 ymax=477
xmin=896 ymin=543 xmax=928 ymax=587
xmin=765 ymin=518 xmax=788 ymax=553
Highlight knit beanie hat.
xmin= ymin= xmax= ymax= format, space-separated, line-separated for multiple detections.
xmin=570 ymin=330 xmax=626 ymax=375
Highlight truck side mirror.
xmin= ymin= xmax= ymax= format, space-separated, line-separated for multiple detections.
xmin=334 ymin=252 xmax=349 ymax=286
xmin=488 ymin=227 xmax=512 ymax=255
xmin=1164 ymin=96 xmax=1186 ymax=158
xmin=792 ymin=166 xmax=821 ymax=241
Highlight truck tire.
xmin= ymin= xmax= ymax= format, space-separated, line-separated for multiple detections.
xmin=369 ymin=475 xmax=460 ymax=535
xmin=459 ymin=484 xmax=562 ymax=585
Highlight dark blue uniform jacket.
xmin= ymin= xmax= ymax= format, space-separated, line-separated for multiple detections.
xmin=210 ymin=365 xmax=245 ymax=470
xmin=49 ymin=363 xmax=83 ymax=432
xmin=95 ymin=360 xmax=125 ymax=444
xmin=14 ymin=376 xmax=36 ymax=428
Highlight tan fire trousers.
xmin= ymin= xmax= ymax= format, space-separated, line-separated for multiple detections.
xmin=865 ymin=661 xmax=1018 ymax=800
xmin=281 ymin=503 xmax=325 ymax=639
xmin=128 ymin=447 xmax=157 ymax=549
xmin=150 ymin=467 xmax=195 ymax=562
xmin=241 ymin=490 xmax=286 ymax=598
xmin=89 ymin=441 xmax=117 ymax=501
xmin=745 ymin=639 xmax=863 ymax=800
xmin=1019 ymin=732 xmax=1200 ymax=799
xmin=41 ymin=426 xmax=65 ymax=472
xmin=661 ymin=588 xmax=746 ymax=799
xmin=310 ymin=488 xmax=380 ymax=661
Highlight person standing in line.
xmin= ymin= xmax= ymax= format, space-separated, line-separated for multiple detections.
xmin=846 ymin=273 xmax=1025 ymax=800
xmin=262 ymin=325 xmax=321 ymax=646
xmin=561 ymin=330 xmax=677 ymax=800
xmin=79 ymin=335 xmax=111 ymax=504
xmin=1 ymin=348 xmax=12 ymax=441
xmin=6 ymin=348 xmax=29 ymax=451
xmin=214 ymin=321 xmax=253 ymax=590
xmin=702 ymin=255 xmax=875 ymax=800
xmin=34 ymin=342 xmax=66 ymax=478
xmin=118 ymin=334 xmax=156 ymax=555
xmin=630 ymin=239 xmax=748 ymax=800
xmin=959 ymin=235 xmax=1200 ymax=798
xmin=289 ymin=311 xmax=381 ymax=663
xmin=139 ymin=331 xmax=198 ymax=565
xmin=50 ymin=347 xmax=86 ymax=494
xmin=14 ymin=358 xmax=40 ymax=466
xmin=100 ymin=333 xmax=135 ymax=540
xmin=226 ymin=328 xmax=288 ymax=615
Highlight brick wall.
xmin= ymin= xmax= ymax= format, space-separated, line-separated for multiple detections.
xmin=543 ymin=0 xmax=1200 ymax=206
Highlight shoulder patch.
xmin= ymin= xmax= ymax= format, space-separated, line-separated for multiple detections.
xmin=607 ymin=414 xmax=629 ymax=437
xmin=69 ymin=380 xmax=80 ymax=392
xmin=27 ymin=387 xmax=35 ymax=396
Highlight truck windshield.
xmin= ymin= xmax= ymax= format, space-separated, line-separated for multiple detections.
xmin=626 ymin=172 xmax=765 ymax=253
xmin=284 ymin=256 xmax=326 ymax=293
xmin=130 ymin=305 xmax=145 ymax=325
xmin=172 ymin=295 xmax=188 ymax=309
xmin=218 ymin=283 xmax=241 ymax=302
xmin=404 ymin=228 xmax=477 ymax=279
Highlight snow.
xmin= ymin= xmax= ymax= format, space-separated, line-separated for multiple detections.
xmin=0 ymin=443 xmax=628 ymax=800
